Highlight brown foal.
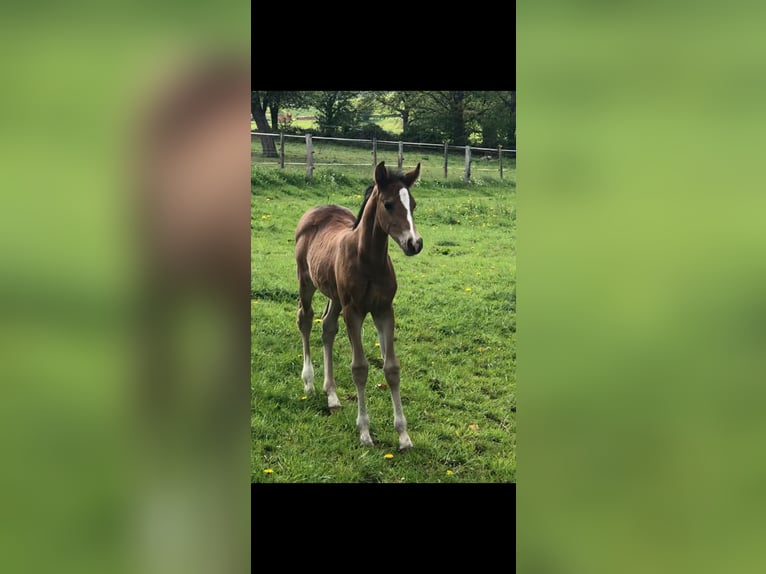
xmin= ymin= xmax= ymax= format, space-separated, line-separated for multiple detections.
xmin=294 ymin=161 xmax=423 ymax=450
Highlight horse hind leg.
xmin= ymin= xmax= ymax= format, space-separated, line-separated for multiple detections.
xmin=321 ymin=299 xmax=342 ymax=412
xmin=296 ymin=283 xmax=316 ymax=394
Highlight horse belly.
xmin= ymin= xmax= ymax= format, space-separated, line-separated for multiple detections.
xmin=306 ymin=244 xmax=340 ymax=300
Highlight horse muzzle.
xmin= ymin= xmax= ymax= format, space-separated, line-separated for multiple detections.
xmin=401 ymin=236 xmax=423 ymax=256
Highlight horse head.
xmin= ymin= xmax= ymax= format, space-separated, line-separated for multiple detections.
xmin=373 ymin=161 xmax=423 ymax=256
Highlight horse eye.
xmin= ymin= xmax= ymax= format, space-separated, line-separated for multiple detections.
xmin=383 ymin=202 xmax=394 ymax=211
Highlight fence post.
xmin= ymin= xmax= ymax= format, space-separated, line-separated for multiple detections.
xmin=306 ymin=134 xmax=313 ymax=181
xmin=464 ymin=145 xmax=471 ymax=183
xmin=498 ymin=145 xmax=503 ymax=180
xmin=398 ymin=141 xmax=403 ymax=169
xmin=443 ymin=142 xmax=448 ymax=178
xmin=279 ymin=133 xmax=285 ymax=169
xmin=372 ymin=137 xmax=377 ymax=168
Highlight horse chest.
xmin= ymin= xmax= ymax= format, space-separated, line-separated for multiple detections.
xmin=338 ymin=267 xmax=397 ymax=310
xmin=365 ymin=278 xmax=397 ymax=307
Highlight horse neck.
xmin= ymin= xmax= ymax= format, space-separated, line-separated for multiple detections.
xmin=355 ymin=188 xmax=389 ymax=263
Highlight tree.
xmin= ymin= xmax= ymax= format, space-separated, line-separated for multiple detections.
xmin=368 ymin=91 xmax=424 ymax=139
xmin=309 ymin=91 xmax=360 ymax=136
xmin=401 ymin=91 xmax=515 ymax=148
xmin=251 ymin=91 xmax=311 ymax=157
xmin=263 ymin=91 xmax=310 ymax=132
xmin=251 ymin=91 xmax=277 ymax=157
xmin=412 ymin=91 xmax=473 ymax=146
xmin=471 ymin=91 xmax=515 ymax=148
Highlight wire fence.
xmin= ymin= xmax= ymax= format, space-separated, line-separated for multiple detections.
xmin=251 ymin=132 xmax=516 ymax=184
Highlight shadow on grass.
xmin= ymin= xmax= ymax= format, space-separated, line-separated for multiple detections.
xmin=251 ymin=287 xmax=297 ymax=303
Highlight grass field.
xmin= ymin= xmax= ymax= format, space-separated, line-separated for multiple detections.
xmin=251 ymin=161 xmax=516 ymax=483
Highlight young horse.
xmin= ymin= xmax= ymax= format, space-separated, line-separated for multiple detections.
xmin=294 ymin=161 xmax=423 ymax=450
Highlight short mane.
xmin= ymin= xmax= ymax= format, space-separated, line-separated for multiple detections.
xmin=352 ymin=184 xmax=375 ymax=230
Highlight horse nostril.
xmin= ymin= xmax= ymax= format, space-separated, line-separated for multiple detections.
xmin=407 ymin=237 xmax=423 ymax=254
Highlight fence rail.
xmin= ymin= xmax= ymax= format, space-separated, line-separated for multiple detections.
xmin=251 ymin=131 xmax=515 ymax=183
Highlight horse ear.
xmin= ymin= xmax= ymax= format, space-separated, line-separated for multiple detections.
xmin=404 ymin=162 xmax=421 ymax=187
xmin=374 ymin=161 xmax=387 ymax=186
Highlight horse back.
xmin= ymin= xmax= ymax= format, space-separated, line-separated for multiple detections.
xmin=295 ymin=205 xmax=356 ymax=296
xmin=295 ymin=205 xmax=355 ymax=250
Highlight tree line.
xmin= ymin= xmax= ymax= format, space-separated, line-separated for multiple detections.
xmin=251 ymin=91 xmax=515 ymax=157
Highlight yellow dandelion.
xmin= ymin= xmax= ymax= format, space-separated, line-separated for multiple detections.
xmin=314 ymin=318 xmax=322 ymax=323
xmin=374 ymin=341 xmax=380 ymax=347
xmin=446 ymin=470 xmax=454 ymax=476
xmin=465 ymin=287 xmax=472 ymax=292
xmin=264 ymin=468 xmax=273 ymax=475
xmin=384 ymin=453 xmax=394 ymax=459
xmin=300 ymin=395 xmax=307 ymax=400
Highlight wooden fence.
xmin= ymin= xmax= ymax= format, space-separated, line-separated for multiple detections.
xmin=251 ymin=132 xmax=516 ymax=183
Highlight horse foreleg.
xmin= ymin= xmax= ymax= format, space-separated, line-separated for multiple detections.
xmin=321 ymin=299 xmax=342 ymax=412
xmin=344 ymin=308 xmax=372 ymax=446
xmin=296 ymin=285 xmax=316 ymax=394
xmin=373 ymin=307 xmax=413 ymax=450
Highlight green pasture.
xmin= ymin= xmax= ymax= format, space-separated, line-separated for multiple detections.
xmin=251 ymin=161 xmax=516 ymax=483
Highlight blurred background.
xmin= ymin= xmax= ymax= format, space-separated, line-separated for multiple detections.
xmin=519 ymin=2 xmax=766 ymax=573
xmin=0 ymin=2 xmax=249 ymax=573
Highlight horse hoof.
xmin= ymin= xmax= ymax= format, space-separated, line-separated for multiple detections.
xmin=398 ymin=437 xmax=413 ymax=451
xmin=326 ymin=392 xmax=341 ymax=412
xmin=360 ymin=434 xmax=374 ymax=447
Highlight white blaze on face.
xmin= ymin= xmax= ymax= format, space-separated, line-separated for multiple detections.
xmin=399 ymin=187 xmax=416 ymax=237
